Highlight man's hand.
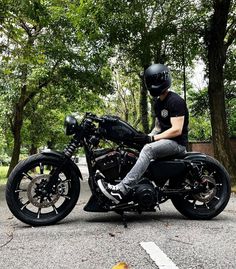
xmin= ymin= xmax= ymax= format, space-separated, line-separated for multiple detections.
xmin=133 ymin=133 xmax=154 ymax=144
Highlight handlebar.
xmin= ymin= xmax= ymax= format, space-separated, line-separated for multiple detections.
xmin=85 ymin=112 xmax=104 ymax=123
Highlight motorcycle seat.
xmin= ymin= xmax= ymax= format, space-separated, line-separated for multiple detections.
xmin=156 ymin=151 xmax=202 ymax=161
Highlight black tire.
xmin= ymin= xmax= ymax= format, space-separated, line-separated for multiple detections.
xmin=5 ymin=154 xmax=80 ymax=226
xmin=171 ymin=156 xmax=231 ymax=220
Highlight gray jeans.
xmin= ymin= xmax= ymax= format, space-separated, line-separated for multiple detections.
xmin=117 ymin=139 xmax=186 ymax=194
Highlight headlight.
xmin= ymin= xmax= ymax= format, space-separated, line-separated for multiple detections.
xmin=64 ymin=115 xmax=78 ymax=135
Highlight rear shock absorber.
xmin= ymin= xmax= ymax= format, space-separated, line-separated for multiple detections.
xmin=190 ymin=162 xmax=205 ymax=185
xmin=63 ymin=138 xmax=80 ymax=158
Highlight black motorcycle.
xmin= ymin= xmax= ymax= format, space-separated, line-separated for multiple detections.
xmin=5 ymin=113 xmax=231 ymax=227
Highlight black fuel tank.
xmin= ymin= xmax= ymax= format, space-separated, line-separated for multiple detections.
xmin=99 ymin=115 xmax=140 ymax=146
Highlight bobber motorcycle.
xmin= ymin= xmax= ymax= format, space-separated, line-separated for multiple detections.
xmin=5 ymin=113 xmax=231 ymax=226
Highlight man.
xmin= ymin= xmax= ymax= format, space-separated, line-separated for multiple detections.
xmin=98 ymin=63 xmax=189 ymax=204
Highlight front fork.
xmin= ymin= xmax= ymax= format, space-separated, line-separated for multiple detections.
xmin=44 ymin=157 xmax=69 ymax=192
xmin=45 ymin=137 xmax=81 ymax=192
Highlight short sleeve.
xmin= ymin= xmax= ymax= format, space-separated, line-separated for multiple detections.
xmin=168 ymin=96 xmax=186 ymax=117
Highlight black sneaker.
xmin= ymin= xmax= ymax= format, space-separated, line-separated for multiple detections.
xmin=97 ymin=179 xmax=124 ymax=204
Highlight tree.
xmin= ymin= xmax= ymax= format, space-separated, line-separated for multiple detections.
xmin=204 ymin=0 xmax=236 ymax=183
xmin=0 ymin=0 xmax=112 ymax=175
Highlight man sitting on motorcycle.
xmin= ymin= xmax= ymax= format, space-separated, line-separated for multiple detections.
xmin=98 ymin=63 xmax=189 ymax=204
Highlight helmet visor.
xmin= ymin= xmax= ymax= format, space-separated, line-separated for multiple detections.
xmin=144 ymin=71 xmax=169 ymax=90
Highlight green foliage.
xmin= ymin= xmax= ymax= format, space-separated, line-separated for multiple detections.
xmin=189 ymin=115 xmax=212 ymax=141
xmin=188 ymin=79 xmax=236 ymax=140
xmin=189 ymin=88 xmax=210 ymax=116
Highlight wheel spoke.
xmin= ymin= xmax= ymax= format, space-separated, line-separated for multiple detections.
xmin=61 ymin=194 xmax=71 ymax=200
xmin=37 ymin=208 xmax=42 ymax=219
xmin=52 ymin=204 xmax=58 ymax=214
xmin=46 ymin=196 xmax=59 ymax=214
xmin=23 ymin=172 xmax=33 ymax=180
xmin=15 ymin=189 xmax=27 ymax=193
xmin=21 ymin=200 xmax=30 ymax=210
xmin=39 ymin=163 xmax=44 ymax=174
xmin=204 ymin=202 xmax=210 ymax=209
xmin=214 ymin=196 xmax=220 ymax=200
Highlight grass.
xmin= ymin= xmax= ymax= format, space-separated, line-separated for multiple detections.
xmin=232 ymin=186 xmax=236 ymax=193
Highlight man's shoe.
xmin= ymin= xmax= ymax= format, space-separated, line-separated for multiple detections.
xmin=97 ymin=179 xmax=124 ymax=204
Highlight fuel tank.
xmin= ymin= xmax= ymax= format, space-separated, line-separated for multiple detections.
xmin=99 ymin=115 xmax=141 ymax=148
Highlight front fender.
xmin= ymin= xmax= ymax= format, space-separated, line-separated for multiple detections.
xmin=41 ymin=150 xmax=83 ymax=180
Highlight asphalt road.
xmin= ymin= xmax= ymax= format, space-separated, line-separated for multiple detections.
xmin=0 ymin=166 xmax=236 ymax=269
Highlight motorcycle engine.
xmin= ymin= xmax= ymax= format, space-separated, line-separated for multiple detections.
xmin=94 ymin=149 xmax=157 ymax=210
xmin=133 ymin=180 xmax=157 ymax=210
xmin=94 ymin=148 xmax=138 ymax=183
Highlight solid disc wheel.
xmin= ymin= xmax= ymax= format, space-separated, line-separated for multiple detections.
xmin=5 ymin=154 xmax=80 ymax=226
xmin=171 ymin=156 xmax=231 ymax=220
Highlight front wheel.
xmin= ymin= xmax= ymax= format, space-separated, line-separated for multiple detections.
xmin=171 ymin=156 xmax=231 ymax=220
xmin=5 ymin=154 xmax=80 ymax=226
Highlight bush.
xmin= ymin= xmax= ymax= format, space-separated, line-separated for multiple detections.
xmin=0 ymin=166 xmax=8 ymax=185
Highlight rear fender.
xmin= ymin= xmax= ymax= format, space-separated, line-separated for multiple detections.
xmin=41 ymin=150 xmax=83 ymax=180
xmin=184 ymin=152 xmax=207 ymax=162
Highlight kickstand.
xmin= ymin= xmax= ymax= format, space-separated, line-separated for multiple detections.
xmin=118 ymin=211 xmax=128 ymax=228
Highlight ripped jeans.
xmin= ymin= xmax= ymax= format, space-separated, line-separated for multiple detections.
xmin=116 ymin=139 xmax=186 ymax=194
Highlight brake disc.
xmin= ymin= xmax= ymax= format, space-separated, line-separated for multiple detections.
xmin=192 ymin=175 xmax=217 ymax=203
xmin=27 ymin=174 xmax=60 ymax=208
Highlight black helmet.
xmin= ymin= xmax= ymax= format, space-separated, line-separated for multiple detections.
xmin=144 ymin=64 xmax=171 ymax=96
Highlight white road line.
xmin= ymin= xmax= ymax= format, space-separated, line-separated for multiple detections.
xmin=140 ymin=241 xmax=179 ymax=269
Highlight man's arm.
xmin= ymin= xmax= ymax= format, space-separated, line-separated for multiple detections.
xmin=149 ymin=118 xmax=161 ymax=135
xmin=152 ymin=116 xmax=184 ymax=141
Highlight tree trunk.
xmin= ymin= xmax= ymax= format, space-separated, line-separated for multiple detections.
xmin=182 ymin=43 xmax=187 ymax=103
xmin=29 ymin=144 xmax=38 ymax=155
xmin=150 ymin=98 xmax=156 ymax=131
xmin=7 ymin=103 xmax=24 ymax=177
xmin=207 ymin=0 xmax=236 ymax=184
xmin=139 ymin=77 xmax=149 ymax=133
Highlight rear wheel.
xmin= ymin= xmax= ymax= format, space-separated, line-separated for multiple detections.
xmin=6 ymin=154 xmax=80 ymax=226
xmin=171 ymin=156 xmax=231 ymax=220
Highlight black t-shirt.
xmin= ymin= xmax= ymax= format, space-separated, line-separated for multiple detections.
xmin=154 ymin=91 xmax=189 ymax=146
